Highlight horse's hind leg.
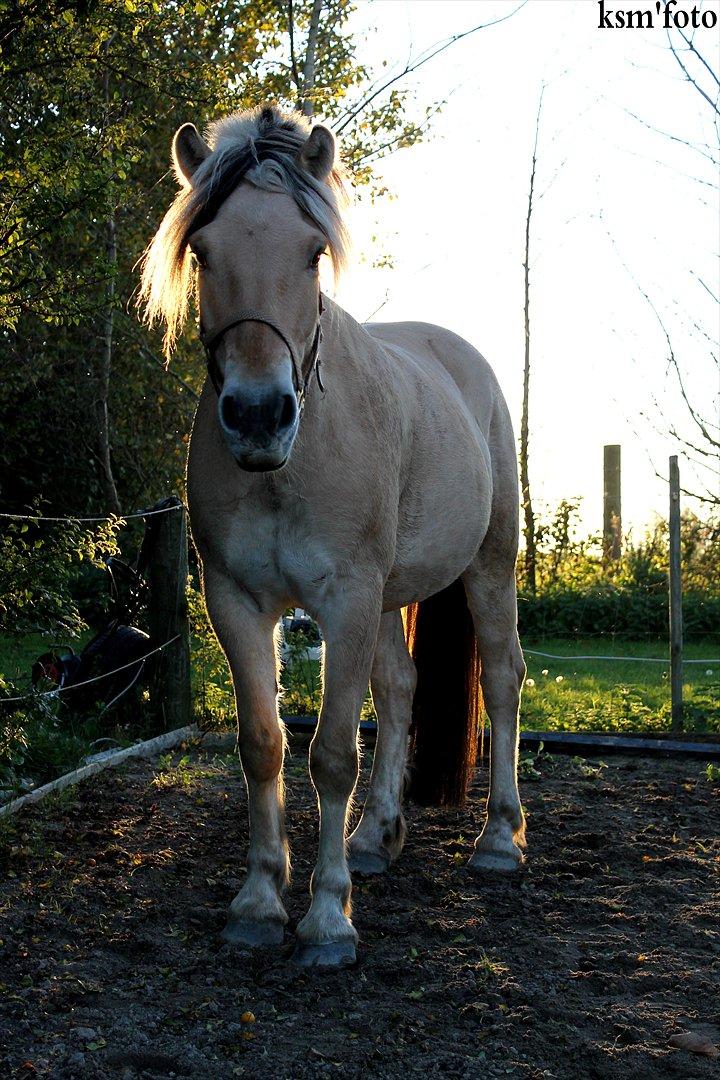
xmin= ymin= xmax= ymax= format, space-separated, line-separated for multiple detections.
xmin=347 ymin=610 xmax=416 ymax=875
xmin=462 ymin=554 xmax=526 ymax=873
xmin=203 ymin=568 xmax=289 ymax=946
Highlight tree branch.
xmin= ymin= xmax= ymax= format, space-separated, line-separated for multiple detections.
xmin=335 ymin=0 xmax=529 ymax=134
xmin=666 ymin=25 xmax=720 ymax=118
xmin=287 ymin=0 xmax=300 ymax=91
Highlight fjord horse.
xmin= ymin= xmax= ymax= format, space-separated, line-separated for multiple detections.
xmin=141 ymin=105 xmax=526 ymax=968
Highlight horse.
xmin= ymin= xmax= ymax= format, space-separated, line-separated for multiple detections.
xmin=140 ymin=104 xmax=527 ymax=969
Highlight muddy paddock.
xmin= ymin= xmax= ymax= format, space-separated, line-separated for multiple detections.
xmin=1 ymin=739 xmax=718 ymax=1079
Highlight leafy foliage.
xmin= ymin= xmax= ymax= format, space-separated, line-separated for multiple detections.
xmin=0 ymin=0 xmax=432 ymax=518
xmin=0 ymin=517 xmax=121 ymax=635
xmin=519 ymin=501 xmax=720 ymax=640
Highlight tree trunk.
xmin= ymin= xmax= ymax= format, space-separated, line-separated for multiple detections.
xmin=96 ymin=208 xmax=121 ymax=515
xmin=95 ymin=59 xmax=120 ymax=515
xmin=520 ymin=89 xmax=543 ymax=597
xmin=300 ymin=0 xmax=323 ymax=117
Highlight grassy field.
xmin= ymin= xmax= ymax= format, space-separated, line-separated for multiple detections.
xmin=521 ymin=638 xmax=719 ymax=735
xmin=279 ymin=636 xmax=719 ymax=735
xmin=0 ymin=632 xmax=70 ymax=689
xmin=2 ymin=632 xmax=718 ymax=740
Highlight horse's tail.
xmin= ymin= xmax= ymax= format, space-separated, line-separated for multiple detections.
xmin=403 ymin=578 xmax=482 ymax=808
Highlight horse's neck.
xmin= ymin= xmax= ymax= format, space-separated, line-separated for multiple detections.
xmin=319 ymin=298 xmax=383 ymax=384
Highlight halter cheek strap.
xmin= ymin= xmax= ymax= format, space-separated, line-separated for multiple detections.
xmin=199 ymin=293 xmax=325 ymax=414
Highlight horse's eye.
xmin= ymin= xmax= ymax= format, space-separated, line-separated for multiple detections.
xmin=310 ymin=247 xmax=326 ymax=271
xmin=191 ymin=249 xmax=208 ymax=271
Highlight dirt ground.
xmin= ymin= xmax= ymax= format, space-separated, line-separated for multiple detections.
xmin=1 ymin=738 xmax=718 ymax=1079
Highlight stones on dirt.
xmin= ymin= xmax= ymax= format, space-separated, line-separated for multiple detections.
xmin=668 ymin=1031 xmax=719 ymax=1058
xmin=72 ymin=1027 xmax=98 ymax=1042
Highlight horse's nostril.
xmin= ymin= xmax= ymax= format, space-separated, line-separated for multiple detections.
xmin=221 ymin=394 xmax=240 ymax=431
xmin=279 ymin=394 xmax=296 ymax=431
xmin=220 ymin=389 xmax=296 ymax=440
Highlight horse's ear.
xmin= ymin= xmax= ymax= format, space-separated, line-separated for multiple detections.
xmin=298 ymin=125 xmax=336 ymax=183
xmin=172 ymin=123 xmax=211 ymax=187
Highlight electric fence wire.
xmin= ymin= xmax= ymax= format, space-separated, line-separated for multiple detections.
xmin=524 ymin=649 xmax=718 ymax=665
xmin=0 ymin=503 xmax=184 ymax=523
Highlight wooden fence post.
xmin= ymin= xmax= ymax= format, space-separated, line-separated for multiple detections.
xmin=668 ymin=456 xmax=683 ymax=733
xmin=147 ymin=496 xmax=191 ymax=732
xmin=603 ymin=444 xmax=622 ymax=562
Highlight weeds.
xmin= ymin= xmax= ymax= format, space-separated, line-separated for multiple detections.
xmin=518 ymin=741 xmax=557 ymax=780
xmin=704 ymin=763 xmax=720 ymax=784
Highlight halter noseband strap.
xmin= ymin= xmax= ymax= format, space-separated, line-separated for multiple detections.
xmin=199 ymin=293 xmax=325 ymax=413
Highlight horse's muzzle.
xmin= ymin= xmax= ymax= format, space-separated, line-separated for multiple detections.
xmin=218 ymin=384 xmax=299 ymax=471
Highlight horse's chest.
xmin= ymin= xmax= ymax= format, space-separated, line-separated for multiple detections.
xmin=207 ymin=500 xmax=332 ymax=607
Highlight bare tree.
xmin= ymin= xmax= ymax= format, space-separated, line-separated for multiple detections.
xmin=520 ymin=87 xmax=544 ymax=596
xmin=300 ymin=0 xmax=323 ymax=116
xmin=287 ymin=0 xmax=324 ymax=116
xmin=333 ymin=1 xmax=529 ymax=135
xmin=286 ymin=0 xmax=529 ymax=131
xmin=628 ymin=17 xmax=720 ymax=507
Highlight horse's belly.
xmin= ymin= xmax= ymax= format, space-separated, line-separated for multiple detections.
xmin=383 ymin=435 xmax=492 ymax=610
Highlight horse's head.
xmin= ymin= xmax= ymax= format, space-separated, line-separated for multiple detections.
xmin=140 ymin=106 xmax=347 ymax=472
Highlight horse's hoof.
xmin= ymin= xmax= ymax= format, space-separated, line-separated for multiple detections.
xmin=347 ymin=849 xmax=389 ymax=876
xmin=291 ymin=939 xmax=357 ymax=969
xmin=221 ymin=917 xmax=285 ymax=947
xmin=466 ymin=849 xmax=523 ymax=874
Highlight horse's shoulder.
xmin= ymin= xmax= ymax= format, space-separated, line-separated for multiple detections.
xmin=364 ymin=319 xmax=499 ymax=389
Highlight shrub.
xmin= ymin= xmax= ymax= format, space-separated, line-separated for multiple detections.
xmin=519 ymin=503 xmax=719 ymax=641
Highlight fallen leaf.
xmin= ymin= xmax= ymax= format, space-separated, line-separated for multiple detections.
xmin=668 ymin=1032 xmax=719 ymax=1059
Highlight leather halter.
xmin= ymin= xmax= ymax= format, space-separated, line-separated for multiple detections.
xmin=199 ymin=293 xmax=325 ymax=414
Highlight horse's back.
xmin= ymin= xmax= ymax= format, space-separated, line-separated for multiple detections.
xmin=365 ymin=319 xmax=504 ymax=441
xmin=367 ymin=318 xmax=520 ymax=567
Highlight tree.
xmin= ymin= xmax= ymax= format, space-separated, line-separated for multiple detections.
xmin=621 ymin=14 xmax=720 ymax=508
xmin=0 ymin=0 xmax=436 ymax=515
xmin=519 ymin=87 xmax=544 ymax=597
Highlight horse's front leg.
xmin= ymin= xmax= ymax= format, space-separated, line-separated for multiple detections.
xmin=203 ymin=568 xmax=289 ymax=946
xmin=293 ymin=581 xmax=382 ymax=968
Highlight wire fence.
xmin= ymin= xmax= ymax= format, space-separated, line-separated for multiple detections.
xmin=523 ymin=649 xmax=718 ymax=665
xmin=0 ymin=635 xmax=181 ymax=705
xmin=0 ymin=503 xmax=183 ymax=524
xmin=1 ymin=498 xmax=716 ymax=712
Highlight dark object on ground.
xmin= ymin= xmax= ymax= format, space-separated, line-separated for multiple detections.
xmin=29 ymin=510 xmax=163 ymax=717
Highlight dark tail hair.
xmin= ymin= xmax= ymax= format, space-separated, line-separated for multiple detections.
xmin=404 ymin=578 xmax=482 ymax=808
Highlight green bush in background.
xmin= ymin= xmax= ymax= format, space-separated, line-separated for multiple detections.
xmin=518 ymin=502 xmax=719 ymax=640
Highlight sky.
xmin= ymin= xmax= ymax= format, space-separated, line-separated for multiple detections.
xmin=323 ymin=0 xmax=720 ymax=538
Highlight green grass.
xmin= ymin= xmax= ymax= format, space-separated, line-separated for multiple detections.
xmin=2 ymin=630 xmax=718 ymax=797
xmin=277 ymin=637 xmax=719 ymax=736
xmin=521 ymin=638 xmax=719 ymax=735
